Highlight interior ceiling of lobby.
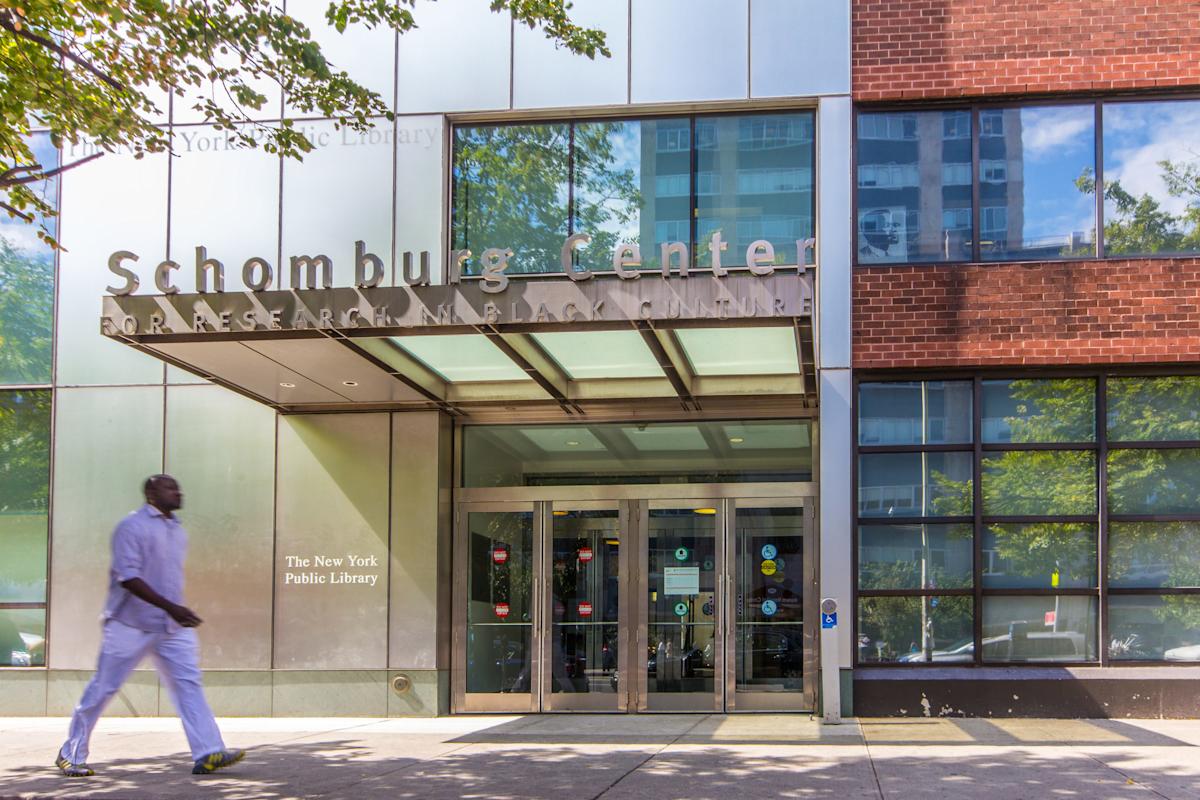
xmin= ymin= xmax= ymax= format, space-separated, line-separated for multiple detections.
xmin=140 ymin=323 xmax=817 ymax=420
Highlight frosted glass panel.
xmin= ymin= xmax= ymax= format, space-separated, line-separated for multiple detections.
xmin=676 ymin=328 xmax=799 ymax=375
xmin=285 ymin=0 xmax=396 ymax=116
xmin=166 ymin=385 xmax=275 ymax=668
xmin=392 ymin=335 xmax=528 ymax=382
xmin=49 ymin=387 xmax=164 ymax=668
xmin=631 ymin=0 xmax=748 ymax=103
xmin=281 ymin=118 xmax=393 ymax=288
xmin=395 ymin=115 xmax=445 ymax=284
xmin=396 ymin=0 xmax=511 ymax=113
xmin=169 ymin=125 xmax=282 ymax=293
xmin=532 ymin=331 xmax=663 ymax=379
xmin=275 ymin=413 xmax=390 ymax=669
xmin=56 ymin=149 xmax=166 ymax=385
xmin=513 ymin=0 xmax=628 ymax=108
xmin=751 ymin=0 xmax=850 ymax=97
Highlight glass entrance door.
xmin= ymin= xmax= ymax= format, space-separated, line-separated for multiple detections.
xmin=453 ymin=496 xmax=814 ymax=714
xmin=542 ymin=504 xmax=628 ymax=711
xmin=637 ymin=502 xmax=723 ymax=712
xmin=727 ymin=501 xmax=816 ymax=710
xmin=453 ymin=504 xmax=539 ymax=713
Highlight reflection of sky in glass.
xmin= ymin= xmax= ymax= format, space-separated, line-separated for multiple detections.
xmin=1017 ymin=106 xmax=1095 ymax=241
xmin=1104 ymin=100 xmax=1200 ymax=219
xmin=0 ymin=133 xmax=59 ymax=260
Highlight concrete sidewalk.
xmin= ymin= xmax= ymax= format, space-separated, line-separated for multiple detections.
xmin=3 ymin=714 xmax=1200 ymax=799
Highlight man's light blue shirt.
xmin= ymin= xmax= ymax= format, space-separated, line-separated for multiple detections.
xmin=102 ymin=504 xmax=188 ymax=633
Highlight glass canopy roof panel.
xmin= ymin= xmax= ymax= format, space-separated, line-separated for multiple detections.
xmin=390 ymin=335 xmax=529 ymax=382
xmin=675 ymin=327 xmax=800 ymax=376
xmin=723 ymin=421 xmax=811 ymax=450
xmin=623 ymin=424 xmax=709 ymax=452
xmin=531 ymin=331 xmax=663 ymax=380
xmin=519 ymin=426 xmax=608 ymax=453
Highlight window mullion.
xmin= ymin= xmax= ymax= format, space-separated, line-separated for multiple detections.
xmin=971 ymin=107 xmax=981 ymax=263
xmin=972 ymin=376 xmax=984 ymax=665
xmin=1095 ymin=102 xmax=1105 ymax=258
xmin=1098 ymin=373 xmax=1109 ymax=665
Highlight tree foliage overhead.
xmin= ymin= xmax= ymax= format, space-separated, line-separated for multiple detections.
xmin=0 ymin=0 xmax=608 ymax=247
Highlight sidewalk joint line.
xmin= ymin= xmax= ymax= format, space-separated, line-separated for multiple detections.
xmin=1082 ymin=752 xmax=1172 ymax=800
xmin=861 ymin=730 xmax=886 ymax=800
xmin=591 ymin=715 xmax=711 ymax=800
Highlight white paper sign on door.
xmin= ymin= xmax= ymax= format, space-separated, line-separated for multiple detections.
xmin=664 ymin=566 xmax=700 ymax=595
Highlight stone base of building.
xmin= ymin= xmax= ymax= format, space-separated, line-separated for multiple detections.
xmin=854 ymin=667 xmax=1200 ymax=719
xmin=0 ymin=669 xmax=449 ymax=718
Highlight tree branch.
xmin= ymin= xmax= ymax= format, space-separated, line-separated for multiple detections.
xmin=0 ymin=11 xmax=125 ymax=92
xmin=0 ymin=202 xmax=35 ymax=223
xmin=0 ymin=152 xmax=106 ymax=189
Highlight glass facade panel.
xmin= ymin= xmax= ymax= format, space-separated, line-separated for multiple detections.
xmin=0 ymin=608 xmax=45 ymax=667
xmin=0 ymin=133 xmax=56 ymax=385
xmin=982 ymin=523 xmax=1097 ymax=589
xmin=858 ymin=381 xmax=973 ymax=445
xmin=981 ymin=451 xmax=1096 ymax=516
xmin=1110 ymin=522 xmax=1200 ymax=589
xmin=451 ymin=123 xmax=570 ymax=276
xmin=980 ymin=106 xmax=1096 ymax=260
xmin=464 ymin=420 xmax=813 ymax=487
xmin=857 ymin=596 xmax=974 ymax=664
xmin=1108 ymin=449 xmax=1200 ymax=515
xmin=857 ymin=452 xmax=973 ymax=518
xmin=981 ymin=378 xmax=1096 ymax=443
xmin=1109 ymin=596 xmax=1200 ymax=662
xmin=858 ymin=524 xmax=973 ymax=590
xmin=694 ymin=113 xmax=815 ymax=268
xmin=1102 ymin=100 xmax=1200 ymax=257
xmin=572 ymin=119 xmax=686 ymax=274
xmin=856 ymin=110 xmax=973 ymax=263
xmin=0 ymin=391 xmax=50 ymax=604
xmin=531 ymin=331 xmax=662 ymax=379
xmin=981 ymin=596 xmax=1097 ymax=662
xmin=675 ymin=327 xmax=799 ymax=376
xmin=1107 ymin=376 xmax=1200 ymax=442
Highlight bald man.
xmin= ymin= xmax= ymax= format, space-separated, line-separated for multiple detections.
xmin=57 ymin=475 xmax=244 ymax=777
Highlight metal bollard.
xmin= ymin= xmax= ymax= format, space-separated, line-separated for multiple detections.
xmin=820 ymin=597 xmax=841 ymax=724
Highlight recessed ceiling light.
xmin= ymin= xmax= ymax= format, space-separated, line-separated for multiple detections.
xmin=728 ymin=437 xmax=745 ymax=444
xmin=342 ymin=380 xmax=359 ymax=387
xmin=279 ymin=382 xmax=296 ymax=388
xmin=565 ymin=440 xmax=580 ymax=446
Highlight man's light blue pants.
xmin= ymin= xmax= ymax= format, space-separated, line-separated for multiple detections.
xmin=60 ymin=619 xmax=225 ymax=764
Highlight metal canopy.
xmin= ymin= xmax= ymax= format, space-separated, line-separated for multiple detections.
xmin=102 ymin=272 xmax=818 ymax=416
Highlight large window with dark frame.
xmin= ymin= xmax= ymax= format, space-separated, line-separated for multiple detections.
xmin=855 ymin=97 xmax=1200 ymax=265
xmin=855 ymin=374 xmax=1200 ymax=665
xmin=451 ymin=111 xmax=816 ymax=276
xmin=0 ymin=131 xmax=57 ymax=667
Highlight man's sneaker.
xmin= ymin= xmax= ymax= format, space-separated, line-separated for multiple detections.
xmin=55 ymin=754 xmax=94 ymax=777
xmin=192 ymin=749 xmax=245 ymax=775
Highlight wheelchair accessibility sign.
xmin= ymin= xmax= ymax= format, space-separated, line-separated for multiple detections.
xmin=821 ymin=612 xmax=838 ymax=629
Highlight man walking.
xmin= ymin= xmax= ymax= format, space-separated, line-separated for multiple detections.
xmin=56 ymin=474 xmax=244 ymax=777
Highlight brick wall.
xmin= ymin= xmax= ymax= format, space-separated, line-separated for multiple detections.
xmin=854 ymin=1 xmax=1200 ymax=101
xmin=854 ymin=260 xmax=1200 ymax=369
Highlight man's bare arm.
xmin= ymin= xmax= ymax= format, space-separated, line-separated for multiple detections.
xmin=119 ymin=578 xmax=202 ymax=627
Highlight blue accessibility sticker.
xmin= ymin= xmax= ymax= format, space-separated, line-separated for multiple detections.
xmin=821 ymin=612 xmax=838 ymax=629
xmin=761 ymin=599 xmax=778 ymax=617
xmin=761 ymin=544 xmax=778 ymax=560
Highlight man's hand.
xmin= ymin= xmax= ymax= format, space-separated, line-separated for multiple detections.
xmin=120 ymin=577 xmax=203 ymax=627
xmin=167 ymin=604 xmax=203 ymax=628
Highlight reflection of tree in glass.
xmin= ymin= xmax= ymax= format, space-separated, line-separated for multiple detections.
xmin=858 ymin=596 xmax=971 ymax=662
xmin=0 ymin=391 xmax=51 ymax=514
xmin=451 ymin=123 xmax=641 ymax=275
xmin=0 ymin=236 xmax=53 ymax=384
xmin=1076 ymin=160 xmax=1200 ymax=255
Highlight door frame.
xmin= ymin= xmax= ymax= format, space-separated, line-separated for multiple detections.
xmin=452 ymin=482 xmax=818 ymax=714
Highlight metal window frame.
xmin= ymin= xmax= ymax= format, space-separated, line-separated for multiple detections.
xmin=852 ymin=367 xmax=1200 ymax=669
